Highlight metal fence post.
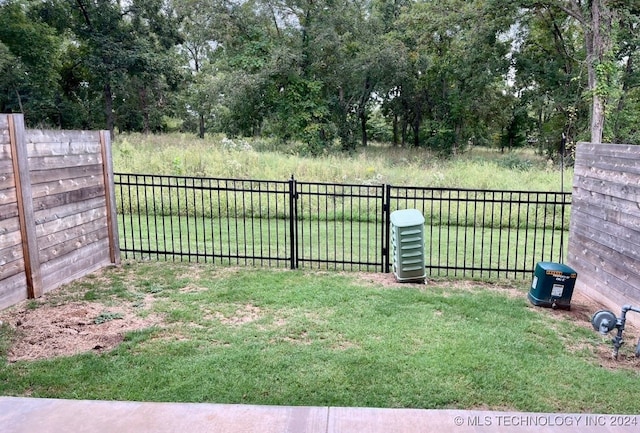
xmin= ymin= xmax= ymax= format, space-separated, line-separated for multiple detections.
xmin=289 ymin=175 xmax=297 ymax=269
xmin=383 ymin=184 xmax=391 ymax=273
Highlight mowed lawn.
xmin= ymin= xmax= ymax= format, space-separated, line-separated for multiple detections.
xmin=1 ymin=262 xmax=639 ymax=413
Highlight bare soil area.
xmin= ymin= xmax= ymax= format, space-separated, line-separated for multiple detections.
xmin=0 ymin=301 xmax=161 ymax=362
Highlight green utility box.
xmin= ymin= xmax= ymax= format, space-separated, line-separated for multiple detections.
xmin=528 ymin=262 xmax=577 ymax=310
xmin=390 ymin=209 xmax=426 ymax=282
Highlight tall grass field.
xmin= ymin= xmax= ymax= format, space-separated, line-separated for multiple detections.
xmin=112 ymin=134 xmax=572 ymax=191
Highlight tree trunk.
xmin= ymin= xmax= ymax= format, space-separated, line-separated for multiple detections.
xmin=591 ymin=94 xmax=606 ymax=144
xmin=401 ymin=117 xmax=408 ymax=146
xmin=360 ymin=111 xmax=368 ymax=147
xmin=453 ymin=123 xmax=462 ymax=154
xmin=412 ymin=100 xmax=422 ymax=147
xmin=140 ymin=86 xmax=150 ymax=134
xmin=15 ymin=89 xmax=24 ymax=113
xmin=585 ymin=0 xmax=614 ymax=144
xmin=359 ymin=77 xmax=373 ymax=147
xmin=412 ymin=115 xmax=420 ymax=147
xmin=393 ymin=113 xmax=399 ymax=146
xmin=199 ymin=114 xmax=205 ymax=139
xmin=104 ymin=82 xmax=115 ymax=139
xmin=401 ymin=99 xmax=409 ymax=146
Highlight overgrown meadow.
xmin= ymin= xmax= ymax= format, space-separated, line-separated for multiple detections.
xmin=112 ymin=134 xmax=572 ymax=192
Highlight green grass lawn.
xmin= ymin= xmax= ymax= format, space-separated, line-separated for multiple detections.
xmin=1 ymin=262 xmax=639 ymax=412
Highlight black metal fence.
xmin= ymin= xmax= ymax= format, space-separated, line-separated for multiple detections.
xmin=114 ymin=173 xmax=571 ymax=279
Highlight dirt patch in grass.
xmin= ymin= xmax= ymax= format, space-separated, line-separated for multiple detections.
xmin=532 ymin=290 xmax=640 ymax=367
xmin=211 ymin=304 xmax=262 ymax=326
xmin=569 ymin=295 xmax=640 ymax=370
xmin=356 ymin=272 xmax=525 ymax=298
xmin=179 ymin=284 xmax=210 ymax=294
xmin=356 ymin=272 xmax=428 ymax=289
xmin=0 ymin=301 xmax=161 ymax=362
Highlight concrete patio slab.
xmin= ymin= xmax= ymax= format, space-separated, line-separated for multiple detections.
xmin=0 ymin=397 xmax=328 ymax=433
xmin=1 ymin=396 xmax=638 ymax=433
xmin=327 ymin=407 xmax=639 ymax=433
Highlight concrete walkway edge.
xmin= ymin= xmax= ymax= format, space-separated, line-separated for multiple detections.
xmin=1 ymin=396 xmax=638 ymax=433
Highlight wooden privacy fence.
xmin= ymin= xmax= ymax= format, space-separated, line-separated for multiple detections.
xmin=568 ymin=142 xmax=640 ymax=326
xmin=0 ymin=114 xmax=119 ymax=310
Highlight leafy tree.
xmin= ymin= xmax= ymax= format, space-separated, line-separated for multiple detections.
xmin=174 ymin=0 xmax=231 ymax=137
xmin=0 ymin=0 xmax=62 ymax=124
xmin=609 ymin=3 xmax=640 ymax=143
xmin=0 ymin=41 xmax=25 ymax=113
xmin=261 ymin=0 xmax=341 ymax=150
xmin=512 ymin=4 xmax=589 ymax=155
xmin=5 ymin=0 xmax=640 ymax=152
xmin=44 ymin=0 xmax=182 ymax=135
xmin=562 ymin=0 xmax=615 ymax=144
xmin=525 ymin=0 xmax=629 ymax=144
xmin=393 ymin=0 xmax=515 ymax=152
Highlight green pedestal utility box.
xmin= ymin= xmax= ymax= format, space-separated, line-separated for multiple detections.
xmin=528 ymin=262 xmax=577 ymax=310
xmin=390 ymin=209 xmax=426 ymax=282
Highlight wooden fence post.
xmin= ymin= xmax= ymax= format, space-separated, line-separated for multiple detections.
xmin=8 ymin=114 xmax=43 ymax=298
xmin=99 ymin=130 xmax=121 ymax=265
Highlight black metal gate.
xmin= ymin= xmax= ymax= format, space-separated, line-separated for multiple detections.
xmin=292 ymin=180 xmax=386 ymax=272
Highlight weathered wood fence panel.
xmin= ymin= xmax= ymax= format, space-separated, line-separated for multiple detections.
xmin=0 ymin=114 xmax=119 ymax=310
xmin=568 ymin=143 xmax=640 ymax=324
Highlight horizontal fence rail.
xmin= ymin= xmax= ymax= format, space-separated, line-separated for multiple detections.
xmin=114 ymin=173 xmax=571 ymax=279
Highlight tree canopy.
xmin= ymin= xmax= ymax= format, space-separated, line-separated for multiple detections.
xmin=2 ymin=0 xmax=640 ymax=152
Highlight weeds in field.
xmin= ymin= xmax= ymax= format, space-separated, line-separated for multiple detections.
xmin=112 ymin=134 xmax=570 ymax=192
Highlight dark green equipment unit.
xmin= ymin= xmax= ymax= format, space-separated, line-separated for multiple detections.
xmin=390 ymin=209 xmax=426 ymax=282
xmin=528 ymin=262 xmax=577 ymax=310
